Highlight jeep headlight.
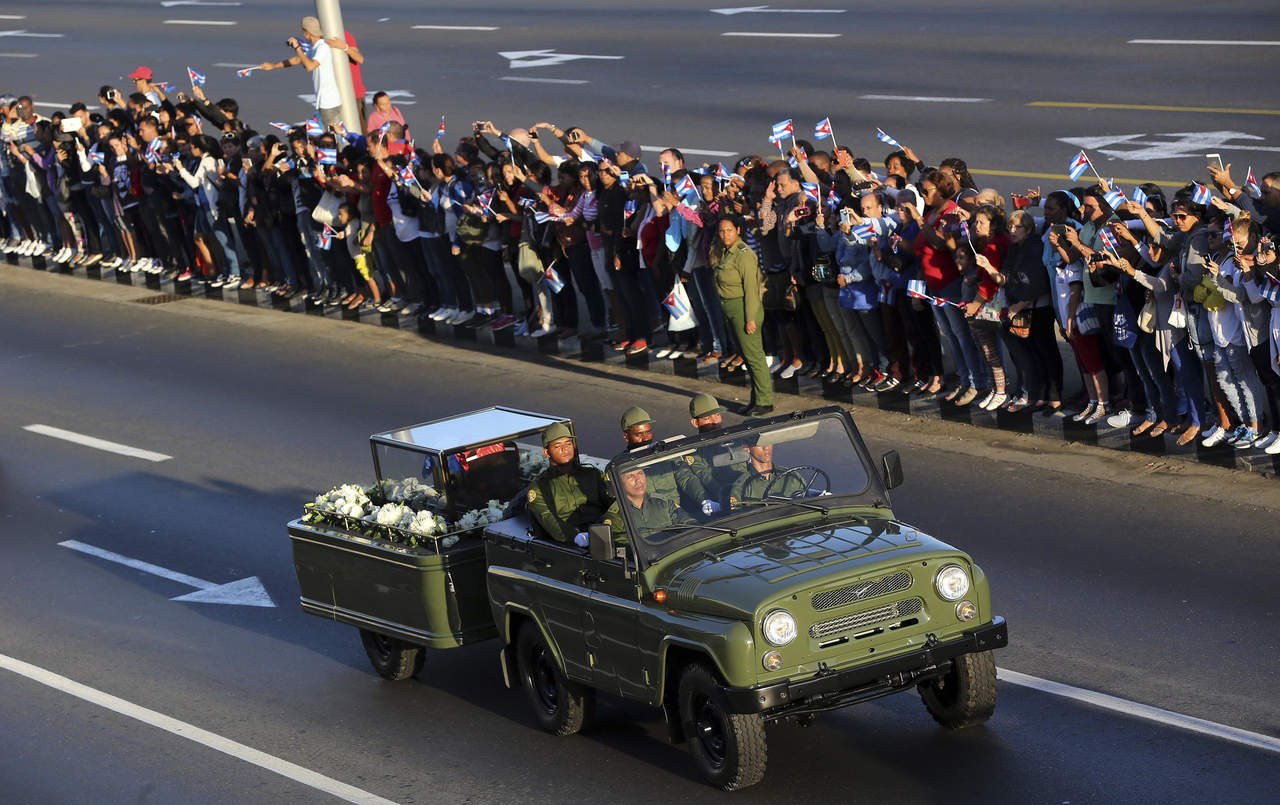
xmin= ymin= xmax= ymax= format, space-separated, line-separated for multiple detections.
xmin=934 ymin=564 xmax=970 ymax=601
xmin=762 ymin=609 xmax=797 ymax=646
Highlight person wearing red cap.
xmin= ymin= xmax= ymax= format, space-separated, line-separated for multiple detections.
xmin=128 ymin=66 xmax=161 ymax=106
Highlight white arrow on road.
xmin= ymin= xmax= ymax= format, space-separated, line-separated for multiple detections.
xmin=59 ymin=540 xmax=275 ymax=607
xmin=499 ymin=49 xmax=624 ymax=69
xmin=711 ymin=5 xmax=847 ymax=14
xmin=160 ymin=1 xmax=243 ymax=7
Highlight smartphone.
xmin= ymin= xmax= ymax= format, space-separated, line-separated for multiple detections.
xmin=1051 ymin=223 xmax=1068 ymax=236
xmin=1260 ymin=238 xmax=1275 ymax=255
xmin=1010 ymin=193 xmax=1030 ymax=209
xmin=60 ymin=117 xmax=82 ymax=133
xmin=793 ymin=206 xmax=813 ymax=219
xmin=1206 ymin=152 xmax=1224 ymax=170
xmin=840 ymin=208 xmax=855 ymax=224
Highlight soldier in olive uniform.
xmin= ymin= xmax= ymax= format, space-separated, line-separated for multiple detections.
xmin=680 ymin=393 xmax=742 ymax=514
xmin=712 ymin=215 xmax=773 ymax=415
xmin=617 ymin=405 xmax=708 ymax=508
xmin=604 ymin=467 xmax=694 ymax=544
xmin=729 ymin=438 xmax=806 ymax=508
xmin=527 ymin=422 xmax=613 ymax=546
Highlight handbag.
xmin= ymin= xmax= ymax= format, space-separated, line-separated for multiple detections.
xmin=810 ymin=254 xmax=835 ymax=284
xmin=762 ymin=271 xmax=799 ymax=312
xmin=1008 ymin=309 xmax=1032 ymax=338
xmin=1137 ymin=293 xmax=1157 ymax=333
xmin=311 ymin=190 xmax=342 ymax=227
xmin=1111 ymin=293 xmax=1139 ymax=348
xmin=665 ymin=280 xmax=697 ymax=332
xmin=1167 ymin=295 xmax=1187 ymax=329
xmin=1074 ymin=303 xmax=1101 ymax=336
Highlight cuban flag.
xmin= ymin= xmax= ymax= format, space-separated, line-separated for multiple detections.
xmin=187 ymin=66 xmax=206 ymax=87
xmin=959 ymin=220 xmax=972 ymax=242
xmin=145 ymin=138 xmax=162 ymax=161
xmin=315 ymin=147 xmax=337 ymax=165
xmin=1259 ymin=273 xmax=1280 ymax=304
xmin=577 ymin=145 xmax=602 ymax=164
xmin=1223 ymin=217 xmax=1234 ymax=243
xmin=661 ymin=162 xmax=671 ymax=189
xmin=502 ymin=135 xmax=513 ymax=155
xmin=673 ymin=174 xmax=696 ymax=197
xmin=269 ymin=121 xmax=292 ymax=132
xmin=623 ymin=199 xmax=637 ymax=220
xmin=907 ymin=279 xmax=929 ymax=299
xmin=851 ymin=220 xmax=876 ymax=241
xmin=875 ymin=128 xmax=902 ymax=148
xmin=801 ymin=182 xmax=820 ymax=203
xmin=813 ymin=117 xmax=833 ymax=141
xmin=1099 ymin=229 xmax=1119 ymax=252
xmin=316 ymin=225 xmax=333 ymax=250
xmin=1191 ymin=182 xmax=1212 ymax=205
xmin=306 ymin=116 xmax=325 ymax=137
xmin=1103 ymin=185 xmax=1126 ymax=209
xmin=827 ymin=188 xmax=841 ymax=209
xmin=1130 ymin=185 xmax=1149 ymax=209
xmin=397 ymin=164 xmax=417 ymax=186
xmin=156 ymin=81 xmax=176 ymax=93
xmin=1245 ymin=166 xmax=1261 ymax=198
xmin=663 ymin=288 xmax=691 ymax=319
xmin=88 ymin=149 xmax=105 ymax=166
xmin=715 ymin=163 xmax=731 ymax=181
xmin=436 ymin=115 xmax=446 ymax=139
xmin=772 ymin=119 xmax=793 ymax=139
xmin=890 ymin=234 xmax=903 ymax=254
xmin=542 ymin=265 xmax=565 ymax=293
xmin=1067 ymin=150 xmax=1091 ymax=181
xmin=236 ymin=67 xmax=255 ymax=78
xmin=477 ymin=188 xmax=495 ymax=214
xmin=533 ymin=210 xmax=562 ymax=225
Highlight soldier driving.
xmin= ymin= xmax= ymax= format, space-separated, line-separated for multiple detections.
xmin=728 ymin=435 xmax=807 ymax=508
xmin=604 ymin=466 xmax=694 ymax=543
xmin=526 ymin=422 xmax=612 ymax=547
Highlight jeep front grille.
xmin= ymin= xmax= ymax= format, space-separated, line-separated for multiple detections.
xmin=811 ymin=570 xmax=913 ymax=611
xmin=809 ymin=597 xmax=924 ymax=639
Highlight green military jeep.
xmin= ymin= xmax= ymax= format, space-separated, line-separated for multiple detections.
xmin=289 ymin=405 xmax=1007 ymax=791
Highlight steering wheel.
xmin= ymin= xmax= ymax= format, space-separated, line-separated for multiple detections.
xmin=762 ymin=465 xmax=831 ymax=500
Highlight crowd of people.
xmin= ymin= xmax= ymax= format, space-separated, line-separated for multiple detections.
xmin=2 ymin=16 xmax=1279 ymax=447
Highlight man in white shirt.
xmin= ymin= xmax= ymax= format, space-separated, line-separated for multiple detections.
xmin=257 ymin=16 xmax=342 ymax=127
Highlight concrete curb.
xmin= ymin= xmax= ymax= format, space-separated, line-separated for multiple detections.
xmin=6 ymin=251 xmax=1276 ymax=479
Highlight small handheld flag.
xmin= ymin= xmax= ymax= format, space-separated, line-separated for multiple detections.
xmin=851 ymin=220 xmax=876 ymax=241
xmin=88 ymin=149 xmax=104 ymax=165
xmin=960 ymin=219 xmax=972 ymax=243
xmin=813 ymin=117 xmax=833 ymax=141
xmin=661 ymin=163 xmax=671 ymax=190
xmin=1099 ymin=229 xmax=1119 ymax=253
xmin=875 ymin=128 xmax=902 ymax=149
xmin=156 ymin=81 xmax=176 ymax=93
xmin=477 ymin=188 xmax=495 ymax=214
xmin=236 ymin=67 xmax=257 ymax=79
xmin=1067 ymin=150 xmax=1091 ymax=181
xmin=305 ymin=116 xmax=324 ymax=137
xmin=1259 ymin=272 xmax=1280 ymax=304
xmin=187 ymin=66 xmax=206 ymax=88
xmin=715 ymin=163 xmax=731 ymax=181
xmin=1244 ymin=166 xmax=1261 ymax=198
xmin=397 ymin=164 xmax=417 ymax=186
xmin=316 ymin=225 xmax=333 ymax=250
xmin=315 ymin=147 xmax=337 ymax=165
xmin=772 ymin=119 xmax=794 ymax=139
xmin=1223 ymin=217 xmax=1234 ymax=244
xmin=1191 ymin=182 xmax=1212 ymax=205
xmin=674 ymin=174 xmax=696 ymax=196
xmin=801 ymin=182 xmax=820 ymax=203
xmin=436 ymin=116 xmax=446 ymax=139
xmin=827 ymin=188 xmax=841 ymax=209
xmin=269 ymin=121 xmax=293 ymax=132
xmin=533 ymin=210 xmax=563 ymax=225
xmin=1103 ymin=185 xmax=1126 ymax=209
xmin=907 ymin=279 xmax=929 ymax=298
xmin=542 ymin=265 xmax=565 ymax=294
xmin=663 ymin=289 xmax=691 ymax=320
xmin=1130 ymin=185 xmax=1149 ymax=210
xmin=623 ymin=199 xmax=637 ymax=220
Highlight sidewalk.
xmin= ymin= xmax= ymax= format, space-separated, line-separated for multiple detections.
xmin=6 ymin=250 xmax=1276 ymax=479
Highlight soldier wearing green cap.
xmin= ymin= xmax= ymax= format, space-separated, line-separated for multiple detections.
xmin=526 ymin=422 xmax=612 ymax=546
xmin=617 ymin=405 xmax=708 ymax=507
xmin=604 ymin=466 xmax=694 ymax=544
xmin=728 ymin=434 xmax=806 ymax=508
xmin=679 ymin=393 xmax=743 ymax=513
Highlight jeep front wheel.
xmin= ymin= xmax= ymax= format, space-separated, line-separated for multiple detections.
xmin=919 ymin=650 xmax=997 ymax=729
xmin=515 ymin=625 xmax=594 ymax=736
xmin=359 ymin=629 xmax=425 ymax=681
xmin=677 ymin=664 xmax=767 ymax=791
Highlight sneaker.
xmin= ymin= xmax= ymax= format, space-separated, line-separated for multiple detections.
xmin=376 ymin=301 xmax=394 ymax=313
xmin=779 ymin=363 xmax=800 ymax=380
xmin=224 ymin=276 xmax=242 ymax=290
xmin=614 ymin=340 xmax=633 ymax=352
xmin=210 ymin=275 xmax=227 ymax=288
xmin=1084 ymin=403 xmax=1108 ymax=426
xmin=976 ymin=390 xmax=996 ymax=410
xmin=176 ymin=270 xmax=192 ymax=281
xmin=1005 ymin=396 xmax=1031 ymax=413
xmin=528 ymin=326 xmax=557 ymax=338
xmin=1267 ymin=434 xmax=1280 ymax=455
xmin=451 ymin=309 xmax=476 ymax=325
xmin=1232 ymin=428 xmax=1261 ymax=449
xmin=1105 ymin=409 xmax=1134 ymax=429
xmin=627 ymin=339 xmax=649 ymax=355
xmin=1253 ymin=431 xmax=1279 ymax=451
xmin=653 ymin=347 xmax=672 ymax=359
xmin=982 ymin=391 xmax=1008 ymax=411
xmin=955 ymin=386 xmax=980 ymax=406
xmin=490 ymin=314 xmax=516 ymax=331
xmin=765 ymin=354 xmax=776 ymax=369
xmin=429 ymin=306 xmax=450 ymax=321
xmin=512 ymin=321 xmax=530 ymax=337
xmin=1071 ymin=402 xmax=1097 ymax=423
xmin=399 ymin=303 xmax=417 ymax=315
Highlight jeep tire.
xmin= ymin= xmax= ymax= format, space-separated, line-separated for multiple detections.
xmin=678 ymin=664 xmax=767 ymax=791
xmin=359 ymin=629 xmax=425 ymax=681
xmin=516 ymin=625 xmax=594 ymax=736
xmin=919 ymin=649 xmax=997 ymax=729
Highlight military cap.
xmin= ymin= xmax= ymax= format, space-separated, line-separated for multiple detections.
xmin=620 ymin=406 xmax=652 ymax=431
xmin=542 ymin=422 xmax=575 ymax=447
xmin=689 ymin=393 xmax=724 ymax=419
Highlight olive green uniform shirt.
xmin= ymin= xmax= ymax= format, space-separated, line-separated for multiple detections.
xmin=527 ymin=463 xmax=612 ymax=544
xmin=729 ymin=464 xmax=806 ymax=508
xmin=605 ymin=493 xmax=694 ymax=544
xmin=714 ymin=239 xmax=764 ymax=325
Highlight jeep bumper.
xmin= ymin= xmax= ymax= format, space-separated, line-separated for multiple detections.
xmin=724 ymin=616 xmax=1008 ymax=715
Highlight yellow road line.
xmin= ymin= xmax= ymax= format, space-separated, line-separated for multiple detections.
xmin=970 ymin=168 xmax=1185 ymax=188
xmin=1027 ymin=101 xmax=1280 ymax=116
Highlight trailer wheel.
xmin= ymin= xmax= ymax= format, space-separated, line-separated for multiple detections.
xmin=678 ymin=664 xmax=767 ymax=791
xmin=919 ymin=650 xmax=997 ymax=729
xmin=359 ymin=629 xmax=425 ymax=681
xmin=515 ymin=625 xmax=593 ymax=736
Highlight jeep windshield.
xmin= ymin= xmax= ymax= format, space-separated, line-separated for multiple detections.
xmin=607 ymin=410 xmax=878 ymax=564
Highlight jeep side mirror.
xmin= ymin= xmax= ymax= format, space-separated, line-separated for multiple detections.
xmin=881 ymin=450 xmax=904 ymax=490
xmin=587 ymin=523 xmax=614 ymax=561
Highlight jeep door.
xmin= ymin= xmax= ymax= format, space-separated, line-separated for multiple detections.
xmin=583 ymin=554 xmax=646 ymax=700
xmin=525 ymin=538 xmax=593 ymax=681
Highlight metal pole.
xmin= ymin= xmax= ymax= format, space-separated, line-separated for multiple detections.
xmin=315 ymin=0 xmax=359 ymax=132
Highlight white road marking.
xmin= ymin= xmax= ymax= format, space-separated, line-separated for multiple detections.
xmin=413 ymin=24 xmax=499 ymax=31
xmin=160 ymin=1 xmax=243 ymax=6
xmin=1128 ymin=39 xmax=1280 ymax=46
xmin=499 ymin=76 xmax=589 ymax=85
xmin=0 ymin=29 xmax=63 ymax=38
xmin=24 ymin=424 xmax=171 ymax=462
xmin=713 ymin=5 xmax=846 ymax=14
xmin=722 ymin=31 xmax=840 ymax=38
xmin=162 ymin=19 xmax=237 ymax=26
xmin=0 ymin=653 xmax=396 ymax=804
xmin=0 ymin=51 xmax=36 ymax=57
xmin=1058 ymin=131 xmax=1280 ymax=161
xmin=0 ymin=14 xmax=28 ymax=19
xmin=641 ymin=144 xmax=738 ymax=157
xmin=33 ymin=101 xmax=100 ymax=109
xmin=859 ymin=94 xmax=990 ymax=103
xmin=213 ymin=61 xmax=256 ymax=68
xmin=499 ymin=49 xmax=623 ymax=69
xmin=59 ymin=540 xmax=275 ymax=607
xmin=998 ymin=668 xmax=1280 ymax=755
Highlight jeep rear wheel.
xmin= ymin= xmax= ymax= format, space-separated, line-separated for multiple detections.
xmin=515 ymin=625 xmax=593 ymax=736
xmin=919 ymin=649 xmax=997 ymax=729
xmin=677 ymin=664 xmax=767 ymax=791
xmin=359 ymin=629 xmax=425 ymax=681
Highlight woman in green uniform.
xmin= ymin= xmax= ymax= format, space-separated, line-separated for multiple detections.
xmin=712 ymin=216 xmax=774 ymax=414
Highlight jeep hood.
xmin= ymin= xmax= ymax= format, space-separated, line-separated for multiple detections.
xmin=657 ymin=516 xmax=955 ymax=619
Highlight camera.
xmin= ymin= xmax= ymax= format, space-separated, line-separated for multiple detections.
xmin=840 ymin=208 xmax=855 ymax=224
xmin=1051 ymin=223 xmax=1068 ymax=236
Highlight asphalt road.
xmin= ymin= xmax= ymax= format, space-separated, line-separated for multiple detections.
xmin=2 ymin=265 xmax=1278 ymax=803
xmin=5 ymin=0 xmax=1280 ymax=194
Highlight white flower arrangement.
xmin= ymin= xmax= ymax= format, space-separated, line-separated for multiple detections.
xmin=310 ymin=483 xmax=372 ymax=519
xmin=304 ymin=486 xmax=503 ymax=551
xmin=379 ymin=477 xmax=441 ymax=507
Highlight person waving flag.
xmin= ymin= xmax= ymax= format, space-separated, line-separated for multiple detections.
xmin=1067 ymin=150 xmax=1091 ymax=181
xmin=187 ymin=66 xmax=206 ymax=88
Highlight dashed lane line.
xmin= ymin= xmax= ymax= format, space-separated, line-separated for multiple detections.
xmin=0 ymin=653 xmax=398 ymax=805
xmin=1028 ymin=101 xmax=1280 ymax=116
